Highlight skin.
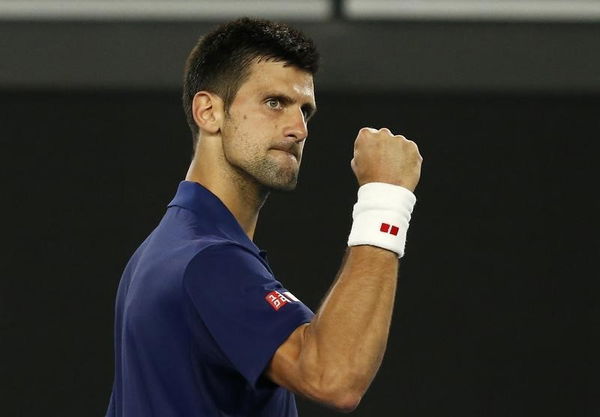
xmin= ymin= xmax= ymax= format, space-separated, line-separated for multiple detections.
xmin=186 ymin=58 xmax=423 ymax=413
xmin=186 ymin=59 xmax=316 ymax=239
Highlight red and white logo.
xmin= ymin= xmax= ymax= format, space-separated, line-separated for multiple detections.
xmin=380 ymin=222 xmax=400 ymax=236
xmin=265 ymin=290 xmax=290 ymax=311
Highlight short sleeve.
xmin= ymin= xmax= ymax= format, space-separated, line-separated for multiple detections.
xmin=183 ymin=243 xmax=314 ymax=387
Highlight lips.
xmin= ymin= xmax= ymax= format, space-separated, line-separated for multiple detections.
xmin=271 ymin=145 xmax=299 ymax=160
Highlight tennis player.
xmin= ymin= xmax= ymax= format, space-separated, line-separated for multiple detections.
xmin=106 ymin=17 xmax=422 ymax=416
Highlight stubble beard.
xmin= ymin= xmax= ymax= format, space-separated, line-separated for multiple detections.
xmin=245 ymin=155 xmax=299 ymax=192
xmin=221 ymin=118 xmax=300 ymax=193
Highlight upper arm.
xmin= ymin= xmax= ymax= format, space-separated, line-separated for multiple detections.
xmin=265 ymin=323 xmax=310 ymax=392
xmin=184 ymin=243 xmax=314 ymax=388
xmin=264 ymin=323 xmax=358 ymax=413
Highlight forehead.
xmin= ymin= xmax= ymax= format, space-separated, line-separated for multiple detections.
xmin=238 ymin=59 xmax=315 ymax=102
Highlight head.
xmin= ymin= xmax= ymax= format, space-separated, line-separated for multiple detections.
xmin=182 ymin=18 xmax=319 ymax=192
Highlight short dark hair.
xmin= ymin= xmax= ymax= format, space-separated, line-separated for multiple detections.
xmin=182 ymin=17 xmax=320 ymax=148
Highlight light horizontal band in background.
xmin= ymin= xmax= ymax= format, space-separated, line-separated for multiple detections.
xmin=0 ymin=0 xmax=332 ymax=21
xmin=346 ymin=0 xmax=600 ymax=22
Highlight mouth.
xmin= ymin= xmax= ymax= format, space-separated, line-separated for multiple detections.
xmin=270 ymin=147 xmax=298 ymax=161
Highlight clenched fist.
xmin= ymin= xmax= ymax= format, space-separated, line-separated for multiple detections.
xmin=351 ymin=128 xmax=423 ymax=192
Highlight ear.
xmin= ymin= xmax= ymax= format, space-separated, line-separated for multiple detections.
xmin=192 ymin=91 xmax=224 ymax=135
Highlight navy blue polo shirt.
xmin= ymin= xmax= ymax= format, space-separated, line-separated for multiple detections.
xmin=106 ymin=181 xmax=315 ymax=417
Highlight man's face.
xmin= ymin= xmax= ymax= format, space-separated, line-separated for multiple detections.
xmin=220 ymin=59 xmax=316 ymax=192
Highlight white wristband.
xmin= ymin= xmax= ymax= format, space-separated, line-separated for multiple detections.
xmin=347 ymin=182 xmax=417 ymax=258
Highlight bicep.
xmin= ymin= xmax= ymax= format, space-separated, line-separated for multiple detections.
xmin=265 ymin=323 xmax=312 ymax=394
xmin=185 ymin=245 xmax=314 ymax=387
xmin=264 ymin=323 xmax=351 ymax=411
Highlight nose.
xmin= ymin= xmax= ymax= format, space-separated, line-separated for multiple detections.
xmin=283 ymin=106 xmax=308 ymax=142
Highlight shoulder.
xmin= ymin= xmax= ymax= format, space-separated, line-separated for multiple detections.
xmin=188 ymin=241 xmax=260 ymax=265
xmin=183 ymin=241 xmax=270 ymax=284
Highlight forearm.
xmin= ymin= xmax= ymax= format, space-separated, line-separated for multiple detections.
xmin=302 ymin=244 xmax=399 ymax=397
xmin=266 ymin=128 xmax=421 ymax=410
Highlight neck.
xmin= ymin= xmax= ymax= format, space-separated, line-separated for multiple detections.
xmin=185 ymin=156 xmax=268 ymax=240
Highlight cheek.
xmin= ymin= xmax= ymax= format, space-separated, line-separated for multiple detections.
xmin=223 ymin=121 xmax=264 ymax=161
xmin=221 ymin=119 xmax=243 ymax=160
xmin=222 ymin=110 xmax=277 ymax=159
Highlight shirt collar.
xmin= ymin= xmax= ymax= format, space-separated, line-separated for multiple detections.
xmin=167 ymin=181 xmax=265 ymax=257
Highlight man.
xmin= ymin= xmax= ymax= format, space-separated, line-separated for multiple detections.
xmin=106 ymin=17 xmax=422 ymax=416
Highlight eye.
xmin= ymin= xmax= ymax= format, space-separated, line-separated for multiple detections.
xmin=266 ymin=98 xmax=281 ymax=109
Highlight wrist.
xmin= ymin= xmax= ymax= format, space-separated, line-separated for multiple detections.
xmin=347 ymin=182 xmax=416 ymax=258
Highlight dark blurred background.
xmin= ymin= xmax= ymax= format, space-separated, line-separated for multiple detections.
xmin=2 ymin=1 xmax=599 ymax=416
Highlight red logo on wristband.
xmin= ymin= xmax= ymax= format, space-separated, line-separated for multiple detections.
xmin=380 ymin=223 xmax=399 ymax=236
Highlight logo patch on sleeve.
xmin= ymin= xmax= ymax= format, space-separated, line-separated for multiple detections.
xmin=265 ymin=290 xmax=290 ymax=311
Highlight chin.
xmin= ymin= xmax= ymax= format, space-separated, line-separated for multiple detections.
xmin=269 ymin=182 xmax=297 ymax=192
xmin=245 ymin=157 xmax=300 ymax=192
xmin=263 ymin=173 xmax=298 ymax=192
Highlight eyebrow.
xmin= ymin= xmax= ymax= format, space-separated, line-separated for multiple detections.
xmin=264 ymin=92 xmax=317 ymax=120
